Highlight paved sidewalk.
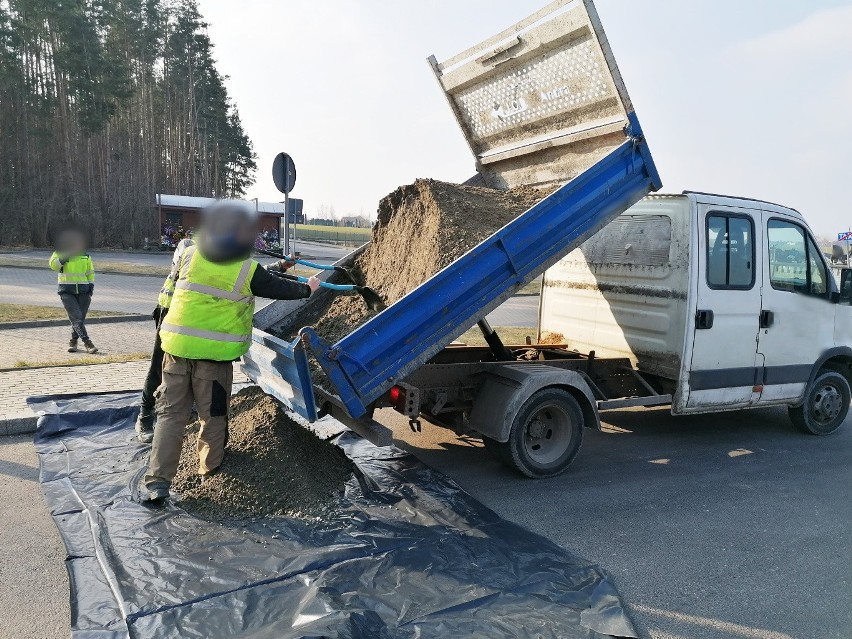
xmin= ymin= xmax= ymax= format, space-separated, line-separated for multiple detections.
xmin=0 ymin=435 xmax=69 ymax=639
xmin=0 ymin=318 xmax=155 ymax=368
xmin=0 ymin=360 xmax=250 ymax=434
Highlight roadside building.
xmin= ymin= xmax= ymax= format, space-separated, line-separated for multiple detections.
xmin=155 ymin=194 xmax=304 ymax=249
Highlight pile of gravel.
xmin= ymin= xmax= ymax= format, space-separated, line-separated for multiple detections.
xmin=172 ymin=387 xmax=353 ymax=520
xmin=282 ymin=178 xmax=546 ymax=344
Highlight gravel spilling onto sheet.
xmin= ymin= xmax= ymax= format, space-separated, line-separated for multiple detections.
xmin=172 ymin=387 xmax=353 ymax=520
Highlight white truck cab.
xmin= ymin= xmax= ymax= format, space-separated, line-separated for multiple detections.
xmin=540 ymin=191 xmax=852 ymax=435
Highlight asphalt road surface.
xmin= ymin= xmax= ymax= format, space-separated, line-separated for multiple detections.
xmin=0 ymin=266 xmax=540 ymax=326
xmin=1 ymin=241 xmax=353 ymax=265
xmin=378 ymin=405 xmax=852 ymax=639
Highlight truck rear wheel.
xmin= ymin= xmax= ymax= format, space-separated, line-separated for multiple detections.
xmin=788 ymin=370 xmax=850 ymax=436
xmin=490 ymin=388 xmax=584 ymax=478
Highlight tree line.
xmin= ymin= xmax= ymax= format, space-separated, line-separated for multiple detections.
xmin=0 ymin=0 xmax=256 ymax=247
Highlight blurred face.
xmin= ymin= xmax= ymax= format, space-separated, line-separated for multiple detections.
xmin=57 ymin=229 xmax=86 ymax=255
xmin=200 ymin=202 xmax=257 ymax=260
xmin=203 ymin=209 xmax=256 ymax=242
xmin=234 ymin=217 xmax=257 ymax=249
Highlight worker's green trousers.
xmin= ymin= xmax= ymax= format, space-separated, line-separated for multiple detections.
xmin=144 ymin=354 xmax=233 ymax=488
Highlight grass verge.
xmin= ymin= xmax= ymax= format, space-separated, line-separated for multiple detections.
xmin=455 ymin=326 xmax=538 ymax=346
xmin=517 ymin=275 xmax=543 ymax=295
xmin=0 ymin=303 xmax=123 ymax=323
xmin=0 ymin=255 xmax=171 ymax=276
xmin=12 ymin=352 xmax=150 ymax=369
xmin=292 ymin=224 xmax=371 ymax=243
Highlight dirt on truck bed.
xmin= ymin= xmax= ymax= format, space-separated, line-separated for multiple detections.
xmin=172 ymin=387 xmax=353 ymax=520
xmin=286 ymin=178 xmax=546 ymax=344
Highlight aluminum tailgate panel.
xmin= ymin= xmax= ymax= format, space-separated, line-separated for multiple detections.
xmin=430 ymin=0 xmax=635 ymax=189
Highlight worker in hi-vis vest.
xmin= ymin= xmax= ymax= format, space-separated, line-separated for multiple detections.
xmin=49 ymin=228 xmax=98 ymax=354
xmin=134 ymin=236 xmax=195 ymax=444
xmin=144 ymin=200 xmax=319 ymax=501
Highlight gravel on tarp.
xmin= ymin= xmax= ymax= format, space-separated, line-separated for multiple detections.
xmin=282 ymin=178 xmax=546 ymax=344
xmin=172 ymin=387 xmax=353 ymax=520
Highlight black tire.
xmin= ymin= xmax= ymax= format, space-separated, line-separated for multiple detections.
xmin=788 ymin=370 xmax=850 ymax=436
xmin=499 ymin=387 xmax=584 ymax=478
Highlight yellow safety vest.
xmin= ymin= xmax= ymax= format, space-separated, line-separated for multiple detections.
xmin=159 ymin=247 xmax=258 ymax=361
xmin=158 ymin=274 xmax=177 ymax=308
xmin=49 ymin=252 xmax=95 ymax=291
xmin=158 ymin=240 xmax=195 ymax=309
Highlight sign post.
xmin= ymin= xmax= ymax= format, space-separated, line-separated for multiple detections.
xmin=272 ymin=152 xmax=296 ymax=254
xmin=838 ymin=230 xmax=852 ymax=264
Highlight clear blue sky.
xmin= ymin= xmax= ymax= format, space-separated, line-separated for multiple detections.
xmin=199 ymin=0 xmax=852 ymax=237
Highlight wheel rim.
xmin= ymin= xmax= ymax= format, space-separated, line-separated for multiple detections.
xmin=810 ymin=382 xmax=844 ymax=425
xmin=522 ymin=402 xmax=574 ymax=465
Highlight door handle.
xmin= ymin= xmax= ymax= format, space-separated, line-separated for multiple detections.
xmin=760 ymin=309 xmax=774 ymax=328
xmin=695 ymin=309 xmax=714 ymax=329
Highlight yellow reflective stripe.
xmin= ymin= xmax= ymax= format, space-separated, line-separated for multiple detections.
xmin=180 ymin=246 xmax=197 ymax=271
xmin=233 ymin=259 xmax=253 ymax=294
xmin=160 ymin=321 xmax=250 ymax=343
xmin=174 ymin=280 xmax=254 ymax=303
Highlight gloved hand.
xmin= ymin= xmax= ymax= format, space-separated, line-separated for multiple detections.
xmin=273 ymin=255 xmax=297 ymax=271
xmin=307 ymin=276 xmax=321 ymax=294
xmin=58 ymin=255 xmax=70 ymax=265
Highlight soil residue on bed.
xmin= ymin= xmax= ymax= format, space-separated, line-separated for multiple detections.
xmin=287 ymin=179 xmax=546 ymax=344
xmin=172 ymin=387 xmax=353 ymax=520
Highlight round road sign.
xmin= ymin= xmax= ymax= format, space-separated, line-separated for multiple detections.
xmin=272 ymin=152 xmax=296 ymax=194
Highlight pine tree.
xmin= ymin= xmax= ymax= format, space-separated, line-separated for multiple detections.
xmin=0 ymin=0 xmax=256 ymax=247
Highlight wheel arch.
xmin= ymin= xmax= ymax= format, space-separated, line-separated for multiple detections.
xmin=469 ymin=364 xmax=600 ymax=442
xmin=803 ymin=347 xmax=852 ymax=402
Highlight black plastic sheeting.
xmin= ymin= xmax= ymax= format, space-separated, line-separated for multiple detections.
xmin=31 ymin=391 xmax=637 ymax=639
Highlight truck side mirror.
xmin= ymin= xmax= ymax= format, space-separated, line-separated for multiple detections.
xmin=839 ymin=269 xmax=852 ymax=304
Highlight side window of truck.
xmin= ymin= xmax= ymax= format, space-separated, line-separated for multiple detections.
xmin=706 ymin=214 xmax=754 ymax=289
xmin=807 ymin=237 xmax=827 ymax=295
xmin=767 ymin=220 xmax=827 ymax=296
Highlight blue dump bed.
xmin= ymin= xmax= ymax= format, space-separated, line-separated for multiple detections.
xmin=242 ymin=0 xmax=662 ymax=424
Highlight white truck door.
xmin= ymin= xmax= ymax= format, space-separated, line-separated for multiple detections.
xmin=756 ymin=214 xmax=835 ymax=402
xmin=686 ymin=204 xmax=762 ymax=409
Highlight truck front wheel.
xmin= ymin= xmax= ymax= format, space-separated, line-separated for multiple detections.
xmin=487 ymin=388 xmax=584 ymax=478
xmin=788 ymin=370 xmax=850 ymax=436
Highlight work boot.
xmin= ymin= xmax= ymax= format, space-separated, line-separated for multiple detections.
xmin=68 ymin=338 xmax=78 ymax=353
xmin=83 ymin=340 xmax=98 ymax=354
xmin=147 ymin=481 xmax=170 ymax=502
xmin=135 ymin=413 xmax=155 ymax=444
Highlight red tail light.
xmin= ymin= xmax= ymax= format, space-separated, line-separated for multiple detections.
xmin=389 ymin=386 xmax=402 ymax=404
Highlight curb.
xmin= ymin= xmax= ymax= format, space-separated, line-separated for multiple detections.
xmin=1 ymin=314 xmax=149 ymax=330
xmin=0 ymin=412 xmax=37 ymax=436
xmin=0 ymin=359 xmax=150 ymax=373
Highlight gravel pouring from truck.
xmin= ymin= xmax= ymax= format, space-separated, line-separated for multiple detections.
xmin=242 ymin=0 xmax=662 ymax=451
